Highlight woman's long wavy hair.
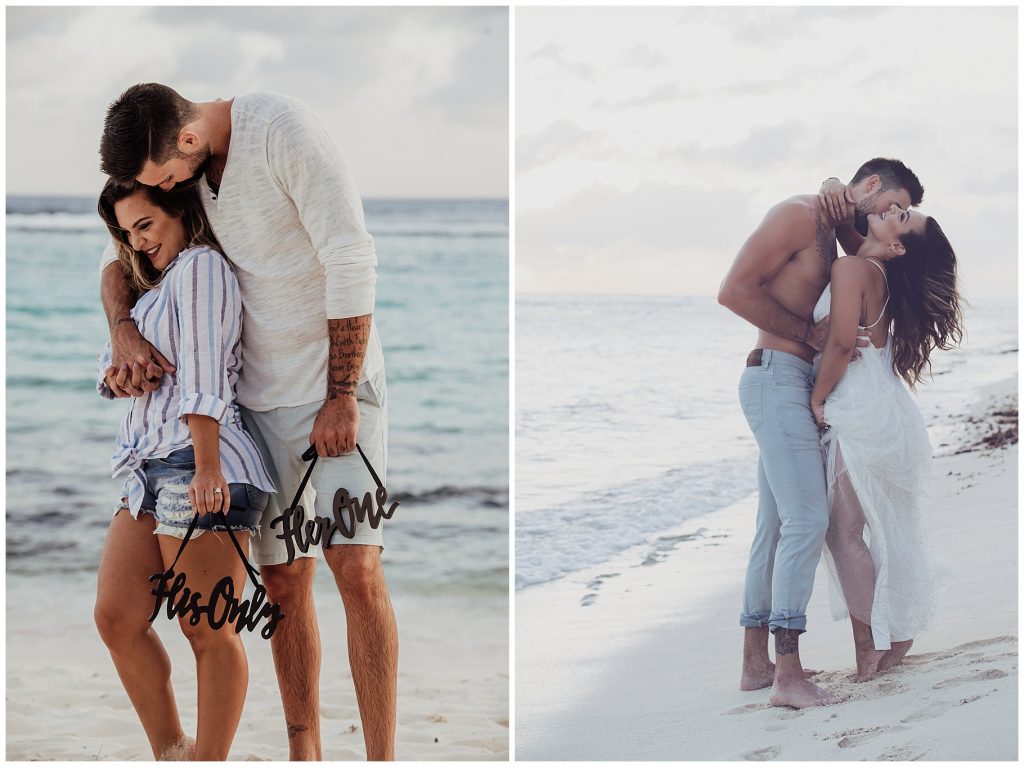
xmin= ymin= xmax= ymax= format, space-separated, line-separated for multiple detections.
xmin=97 ymin=179 xmax=222 ymax=292
xmin=885 ymin=216 xmax=964 ymax=388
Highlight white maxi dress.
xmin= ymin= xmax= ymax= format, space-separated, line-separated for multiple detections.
xmin=813 ymin=260 xmax=937 ymax=650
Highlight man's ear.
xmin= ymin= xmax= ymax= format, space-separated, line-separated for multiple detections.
xmin=889 ymin=240 xmax=906 ymax=257
xmin=178 ymin=127 xmax=201 ymax=153
xmin=865 ymin=174 xmax=881 ymax=194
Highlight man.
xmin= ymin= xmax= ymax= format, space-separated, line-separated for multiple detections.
xmin=98 ymin=84 xmax=396 ymax=759
xmin=718 ymin=158 xmax=924 ymax=708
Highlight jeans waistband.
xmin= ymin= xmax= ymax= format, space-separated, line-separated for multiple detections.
xmin=746 ymin=348 xmax=813 ymax=373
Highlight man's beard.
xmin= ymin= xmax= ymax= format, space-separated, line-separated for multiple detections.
xmin=853 ymin=189 xmax=880 ymax=236
xmin=175 ymin=149 xmax=213 ymax=190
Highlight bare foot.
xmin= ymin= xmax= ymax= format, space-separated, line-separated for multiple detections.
xmin=742 ymin=663 xmax=821 ymax=690
xmin=740 ymin=660 xmax=775 ymax=691
xmin=849 ymin=645 xmax=886 ymax=682
xmin=158 ymin=736 xmax=195 ymax=761
xmin=877 ymin=639 xmax=913 ymax=672
xmin=769 ymin=677 xmax=843 ymax=709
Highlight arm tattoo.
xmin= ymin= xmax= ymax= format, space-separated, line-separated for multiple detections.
xmin=815 ymin=218 xmax=838 ymax=272
xmin=775 ymin=628 xmax=800 ymax=656
xmin=327 ymin=315 xmax=371 ymax=399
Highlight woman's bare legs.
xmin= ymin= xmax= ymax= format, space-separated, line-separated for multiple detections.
xmin=94 ymin=509 xmax=189 ymax=759
xmin=158 ymin=530 xmax=250 ymax=761
xmin=824 ymin=450 xmax=885 ymax=681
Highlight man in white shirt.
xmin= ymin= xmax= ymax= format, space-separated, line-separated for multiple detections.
xmin=98 ymin=83 xmax=396 ymax=760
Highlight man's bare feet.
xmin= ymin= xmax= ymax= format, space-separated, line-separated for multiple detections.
xmin=877 ymin=639 xmax=913 ymax=672
xmin=158 ymin=735 xmax=195 ymax=761
xmin=769 ymin=677 xmax=842 ymax=709
xmin=740 ymin=659 xmax=775 ymax=691
xmin=742 ymin=662 xmax=822 ymax=690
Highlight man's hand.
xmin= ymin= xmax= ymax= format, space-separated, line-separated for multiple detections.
xmin=310 ymin=396 xmax=360 ymax=457
xmin=105 ymin=361 xmax=166 ymax=397
xmin=817 ymin=178 xmax=854 ymax=226
xmin=807 ymin=316 xmax=871 ymax=358
xmin=107 ymin=320 xmax=175 ymax=397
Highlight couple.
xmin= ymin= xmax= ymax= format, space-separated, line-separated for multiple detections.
xmin=91 ymin=84 xmax=396 ymax=759
xmin=719 ymin=158 xmax=964 ymax=708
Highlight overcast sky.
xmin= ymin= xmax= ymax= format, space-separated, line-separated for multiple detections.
xmin=6 ymin=6 xmax=508 ymax=199
xmin=517 ymin=6 xmax=1018 ymax=301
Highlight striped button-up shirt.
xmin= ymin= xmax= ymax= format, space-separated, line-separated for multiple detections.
xmin=97 ymin=246 xmax=276 ymax=516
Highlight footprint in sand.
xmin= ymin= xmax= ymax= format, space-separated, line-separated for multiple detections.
xmin=579 ymin=593 xmax=598 ymax=607
xmin=723 ymin=703 xmax=772 ymax=715
xmin=585 ymin=573 xmax=620 ymax=590
xmin=901 ymin=701 xmax=950 ymax=723
xmin=932 ymin=668 xmax=1008 ymax=689
xmin=742 ymin=745 xmax=781 ymax=761
xmin=878 ymin=744 xmax=924 ymax=761
xmin=833 ymin=725 xmax=908 ymax=749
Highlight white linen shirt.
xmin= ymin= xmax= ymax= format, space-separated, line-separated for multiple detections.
xmin=97 ymin=247 xmax=276 ymax=516
xmin=100 ymin=91 xmax=385 ymax=411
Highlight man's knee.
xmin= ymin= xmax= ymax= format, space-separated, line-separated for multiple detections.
xmin=262 ymin=557 xmax=316 ymax=603
xmin=326 ymin=545 xmax=385 ymax=600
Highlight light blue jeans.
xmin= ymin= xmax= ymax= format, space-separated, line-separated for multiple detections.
xmin=738 ymin=349 xmax=829 ymax=634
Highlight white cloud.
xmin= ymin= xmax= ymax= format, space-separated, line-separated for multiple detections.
xmin=6 ymin=6 xmax=508 ymax=198
xmin=517 ymin=6 xmax=1018 ymax=299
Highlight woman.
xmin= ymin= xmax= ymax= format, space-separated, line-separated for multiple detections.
xmin=93 ymin=179 xmax=276 ymax=759
xmin=809 ymin=203 xmax=963 ymax=681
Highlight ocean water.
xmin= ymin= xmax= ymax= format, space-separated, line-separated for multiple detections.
xmin=6 ymin=196 xmax=509 ymax=596
xmin=515 ymin=293 xmax=1017 ymax=591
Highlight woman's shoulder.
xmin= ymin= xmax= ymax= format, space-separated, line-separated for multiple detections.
xmin=829 ymin=254 xmax=876 ymax=284
xmin=170 ymin=246 xmax=237 ymax=282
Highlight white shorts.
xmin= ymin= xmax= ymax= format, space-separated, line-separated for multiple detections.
xmin=240 ymin=371 xmax=389 ymax=566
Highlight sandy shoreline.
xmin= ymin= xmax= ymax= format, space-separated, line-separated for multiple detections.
xmin=6 ymin=570 xmax=508 ymax=761
xmin=517 ymin=376 xmax=1018 ymax=760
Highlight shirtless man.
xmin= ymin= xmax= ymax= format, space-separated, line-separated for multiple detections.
xmin=718 ymin=158 xmax=924 ymax=708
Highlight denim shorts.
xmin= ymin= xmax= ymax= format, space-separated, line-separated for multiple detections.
xmin=118 ymin=446 xmax=269 ymax=539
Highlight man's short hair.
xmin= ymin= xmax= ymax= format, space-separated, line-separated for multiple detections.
xmin=850 ymin=158 xmax=925 ymax=206
xmin=100 ymin=83 xmax=198 ymax=184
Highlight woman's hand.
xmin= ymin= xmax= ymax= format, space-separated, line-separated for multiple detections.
xmin=189 ymin=466 xmax=229 ymax=516
xmin=817 ymin=177 xmax=854 ymax=226
xmin=811 ymin=398 xmax=829 ymax=431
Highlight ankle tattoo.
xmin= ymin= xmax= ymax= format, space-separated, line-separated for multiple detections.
xmin=775 ymin=629 xmax=799 ymax=656
xmin=287 ymin=722 xmax=309 ymax=739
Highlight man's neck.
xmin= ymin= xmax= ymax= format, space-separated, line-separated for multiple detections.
xmin=197 ymin=99 xmax=234 ymax=165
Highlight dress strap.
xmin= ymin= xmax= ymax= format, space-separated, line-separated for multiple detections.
xmin=861 ymin=258 xmax=889 ymax=329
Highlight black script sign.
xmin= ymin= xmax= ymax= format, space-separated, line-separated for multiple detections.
xmin=149 ymin=511 xmax=284 ymax=639
xmin=270 ymin=444 xmax=399 ymax=566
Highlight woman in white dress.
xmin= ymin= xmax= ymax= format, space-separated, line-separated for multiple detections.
xmin=810 ymin=203 xmax=963 ymax=681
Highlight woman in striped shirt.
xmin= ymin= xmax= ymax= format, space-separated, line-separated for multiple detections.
xmin=93 ymin=179 xmax=276 ymax=760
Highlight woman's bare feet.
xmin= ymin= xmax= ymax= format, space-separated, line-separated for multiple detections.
xmin=158 ymin=735 xmax=195 ymax=761
xmin=877 ymin=639 xmax=913 ymax=672
xmin=769 ymin=676 xmax=843 ymax=709
xmin=849 ymin=644 xmax=886 ymax=682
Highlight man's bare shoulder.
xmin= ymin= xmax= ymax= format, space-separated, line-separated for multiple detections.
xmin=762 ymin=195 xmax=817 ymax=223
xmin=758 ymin=195 xmax=818 ymax=239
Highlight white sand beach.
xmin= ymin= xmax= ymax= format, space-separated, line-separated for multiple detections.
xmin=6 ymin=572 xmax=508 ymax=761
xmin=517 ymin=375 xmax=1018 ymax=761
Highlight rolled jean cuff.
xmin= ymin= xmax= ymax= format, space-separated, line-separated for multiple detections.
xmin=769 ymin=612 xmax=807 ymax=633
xmin=740 ymin=611 xmax=771 ymax=628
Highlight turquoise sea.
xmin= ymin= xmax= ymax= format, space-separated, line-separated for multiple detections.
xmin=6 ymin=196 xmax=509 ymax=596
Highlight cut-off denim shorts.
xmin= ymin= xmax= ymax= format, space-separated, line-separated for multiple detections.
xmin=117 ymin=446 xmax=269 ymax=539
